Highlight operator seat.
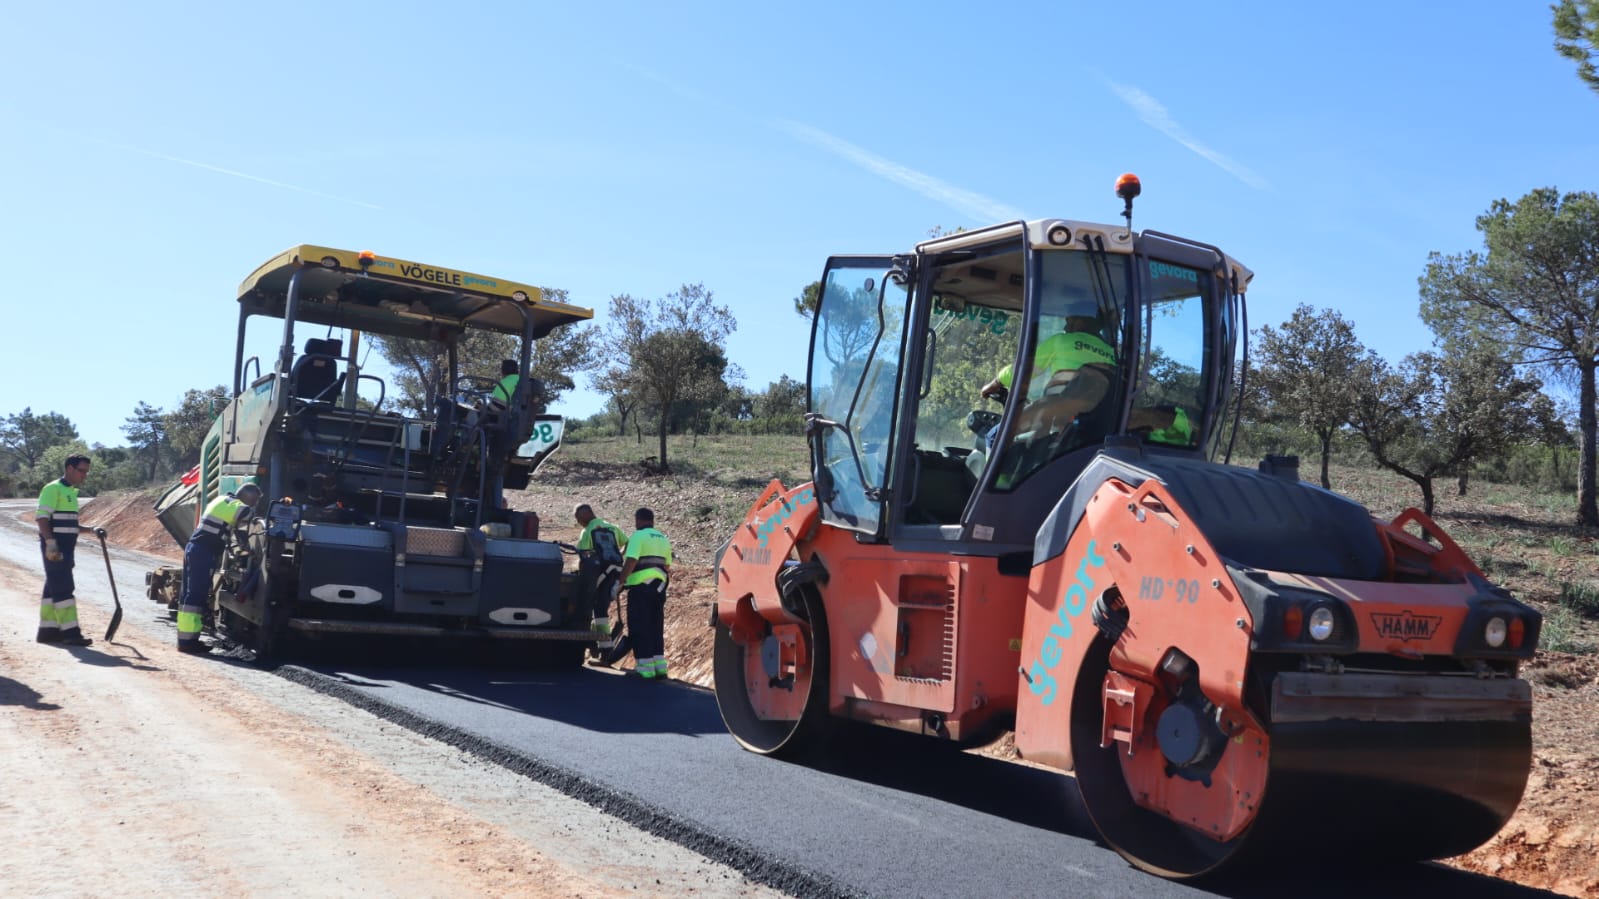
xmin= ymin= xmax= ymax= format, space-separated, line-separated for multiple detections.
xmin=291 ymin=338 xmax=344 ymax=403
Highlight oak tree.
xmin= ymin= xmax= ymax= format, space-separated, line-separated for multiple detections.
xmin=1250 ymin=305 xmax=1366 ymax=488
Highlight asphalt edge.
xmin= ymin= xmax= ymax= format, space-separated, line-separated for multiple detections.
xmin=272 ymin=664 xmax=865 ymax=899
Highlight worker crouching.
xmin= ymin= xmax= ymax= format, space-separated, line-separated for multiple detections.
xmin=177 ymin=483 xmax=262 ymax=654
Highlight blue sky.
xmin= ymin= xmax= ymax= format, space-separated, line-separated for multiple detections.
xmin=2 ymin=1 xmax=1595 ymax=447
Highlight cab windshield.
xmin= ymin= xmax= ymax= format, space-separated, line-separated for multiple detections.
xmin=1126 ymin=257 xmax=1212 ymax=451
xmin=988 ymin=249 xmax=1129 ymax=489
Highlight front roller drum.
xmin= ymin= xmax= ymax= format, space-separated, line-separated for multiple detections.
xmin=1071 ymin=641 xmax=1533 ymax=879
xmin=1258 ymin=714 xmax=1532 ymax=862
xmin=712 ymin=589 xmax=831 ymax=757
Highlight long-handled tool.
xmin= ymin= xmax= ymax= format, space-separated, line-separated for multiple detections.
xmin=97 ymin=530 xmax=123 ymax=642
xmin=601 ymin=582 xmax=632 ymax=667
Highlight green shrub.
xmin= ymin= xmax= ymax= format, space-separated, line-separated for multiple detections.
xmin=1480 ymin=443 xmax=1578 ymax=493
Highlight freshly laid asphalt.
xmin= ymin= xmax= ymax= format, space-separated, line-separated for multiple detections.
xmin=278 ymin=657 xmax=1562 ymax=899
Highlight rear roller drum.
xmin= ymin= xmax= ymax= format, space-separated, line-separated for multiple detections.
xmin=1069 ymin=638 xmax=1534 ymax=879
xmin=713 ymin=587 xmax=831 ymax=757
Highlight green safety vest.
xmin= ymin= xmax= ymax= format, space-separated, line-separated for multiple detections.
xmin=578 ymin=519 xmax=628 ymax=566
xmin=37 ymin=479 xmax=81 ymax=539
xmin=623 ymin=527 xmax=673 ymax=586
xmin=491 ymin=374 xmax=520 ymax=405
xmin=1148 ymin=406 xmax=1194 ymax=445
xmin=191 ymin=493 xmax=251 ymax=543
xmin=996 ymin=331 xmax=1115 ymax=394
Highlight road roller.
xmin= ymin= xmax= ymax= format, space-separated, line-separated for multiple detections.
xmin=711 ymin=176 xmax=1539 ymax=878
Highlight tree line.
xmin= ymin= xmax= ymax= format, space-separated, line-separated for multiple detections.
xmin=4 ymin=185 xmax=1593 ymax=518
xmin=2 ymin=186 xmax=1593 ymax=518
xmin=0 ymin=388 xmax=229 ymax=498
xmin=0 ymin=282 xmax=798 ymax=495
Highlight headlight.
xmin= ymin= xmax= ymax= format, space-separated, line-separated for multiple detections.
xmin=1484 ymin=616 xmax=1508 ymax=648
xmin=1308 ymin=606 xmax=1336 ymax=642
xmin=1047 ymin=224 xmax=1072 ymax=246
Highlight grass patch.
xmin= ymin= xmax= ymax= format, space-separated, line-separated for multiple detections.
xmin=1558 ymin=580 xmax=1599 ymax=618
xmin=1541 ymin=604 xmax=1597 ymax=654
xmin=1549 ymin=535 xmax=1578 ymax=557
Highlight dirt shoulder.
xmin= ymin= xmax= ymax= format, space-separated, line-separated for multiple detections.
xmin=0 ymin=505 xmax=777 ymax=898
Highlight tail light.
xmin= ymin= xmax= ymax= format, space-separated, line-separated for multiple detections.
xmin=1283 ymin=605 xmax=1304 ymax=640
xmin=1508 ymin=616 xmax=1526 ymax=649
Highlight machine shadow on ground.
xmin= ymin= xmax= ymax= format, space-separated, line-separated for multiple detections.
xmin=289 ymin=638 xmax=728 ymax=739
xmin=767 ymin=723 xmax=1562 ymax=898
xmin=285 ymin=641 xmax=1562 ymax=899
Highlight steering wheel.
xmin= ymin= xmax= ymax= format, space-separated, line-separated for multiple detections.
xmin=966 ymin=409 xmax=1001 ymax=438
xmin=452 ymin=375 xmax=501 ymax=407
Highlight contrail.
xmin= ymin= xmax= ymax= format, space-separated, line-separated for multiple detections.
xmin=774 ymin=120 xmax=1024 ymax=223
xmin=117 ymin=144 xmax=385 ymax=210
xmin=615 ymin=60 xmax=729 ymax=113
xmin=1104 ymin=80 xmax=1270 ymax=190
xmin=599 ymin=66 xmax=1022 ymax=222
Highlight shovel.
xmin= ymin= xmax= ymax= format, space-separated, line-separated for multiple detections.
xmin=97 ymin=530 xmax=123 ymax=642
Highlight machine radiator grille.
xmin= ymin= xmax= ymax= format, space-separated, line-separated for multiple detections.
xmin=405 ymin=526 xmax=465 ymax=557
xmin=894 ymin=576 xmax=957 ymax=683
xmin=939 ymin=581 xmax=956 ymax=681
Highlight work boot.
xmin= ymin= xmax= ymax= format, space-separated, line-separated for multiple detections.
xmin=57 ymin=634 xmax=94 ymax=647
xmin=177 ymin=641 xmax=209 ymax=655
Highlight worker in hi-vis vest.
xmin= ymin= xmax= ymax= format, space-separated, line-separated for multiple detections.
xmin=573 ymin=503 xmax=628 ymax=637
xmin=177 ymin=483 xmax=262 ymax=654
xmin=616 ymin=507 xmax=672 ymax=680
xmin=35 ymin=454 xmax=106 ymax=647
xmin=489 ymin=359 xmax=519 ymax=410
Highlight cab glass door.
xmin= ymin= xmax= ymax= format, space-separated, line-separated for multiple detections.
xmin=807 ymin=258 xmax=909 ymax=536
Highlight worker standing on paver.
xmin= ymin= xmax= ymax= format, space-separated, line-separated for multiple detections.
xmin=177 ymin=483 xmax=262 ymax=654
xmin=35 ymin=454 xmax=104 ymax=647
xmin=615 ymin=507 xmax=672 ymax=680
